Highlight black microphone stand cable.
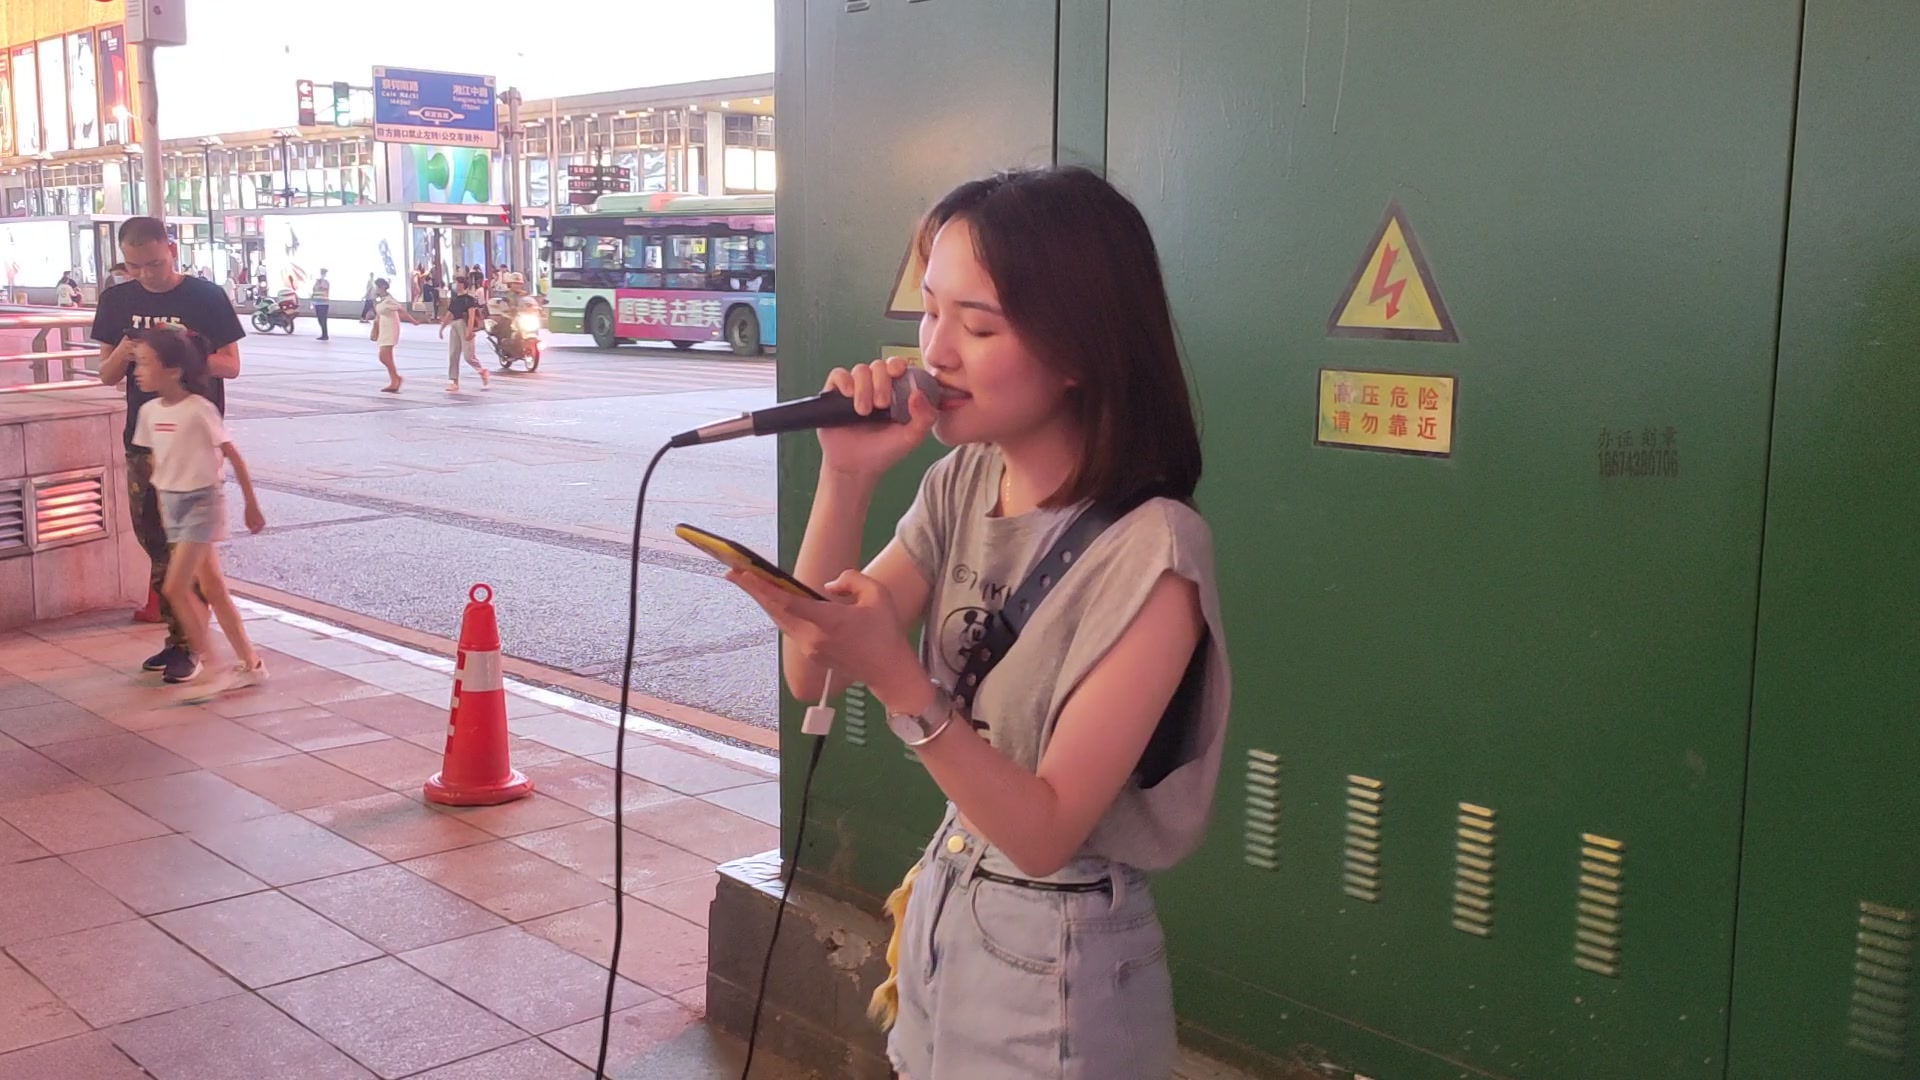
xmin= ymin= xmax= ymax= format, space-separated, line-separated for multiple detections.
xmin=595 ymin=441 xmax=669 ymax=1080
xmin=739 ymin=717 xmax=826 ymax=1079
xmin=594 ymin=440 xmax=830 ymax=1080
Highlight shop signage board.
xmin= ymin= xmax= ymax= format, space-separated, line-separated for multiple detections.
xmin=373 ymin=66 xmax=498 ymax=149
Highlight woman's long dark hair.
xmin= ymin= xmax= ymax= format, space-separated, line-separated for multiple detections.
xmin=129 ymin=323 xmax=217 ymax=401
xmin=915 ymin=166 xmax=1203 ymax=508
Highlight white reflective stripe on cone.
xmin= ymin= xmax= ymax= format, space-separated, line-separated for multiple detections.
xmin=456 ymin=650 xmax=505 ymax=693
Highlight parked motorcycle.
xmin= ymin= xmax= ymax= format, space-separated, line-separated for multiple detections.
xmin=250 ymin=295 xmax=298 ymax=334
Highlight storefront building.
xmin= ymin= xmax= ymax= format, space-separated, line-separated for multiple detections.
xmin=0 ymin=2 xmax=772 ymax=303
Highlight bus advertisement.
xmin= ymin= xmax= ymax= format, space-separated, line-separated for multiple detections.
xmin=547 ymin=192 xmax=774 ymax=356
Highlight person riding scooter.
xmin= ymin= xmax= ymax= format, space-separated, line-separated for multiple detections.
xmin=485 ymin=272 xmax=541 ymax=354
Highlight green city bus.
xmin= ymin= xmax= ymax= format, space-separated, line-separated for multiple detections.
xmin=546 ymin=191 xmax=775 ymax=356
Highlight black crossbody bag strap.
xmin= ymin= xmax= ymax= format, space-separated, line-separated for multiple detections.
xmin=950 ymin=499 xmax=1132 ymax=721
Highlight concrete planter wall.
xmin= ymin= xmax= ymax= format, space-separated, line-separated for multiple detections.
xmin=0 ymin=387 xmax=145 ymax=630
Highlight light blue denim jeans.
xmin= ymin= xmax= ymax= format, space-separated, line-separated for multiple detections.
xmin=887 ymin=804 xmax=1177 ymax=1080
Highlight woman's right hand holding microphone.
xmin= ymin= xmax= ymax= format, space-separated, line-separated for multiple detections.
xmin=817 ymin=355 xmax=939 ymax=482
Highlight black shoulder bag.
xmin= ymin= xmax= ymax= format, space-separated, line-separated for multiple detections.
xmin=948 ymin=493 xmax=1201 ymax=788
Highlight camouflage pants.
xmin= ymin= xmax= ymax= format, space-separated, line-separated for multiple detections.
xmin=126 ymin=449 xmax=191 ymax=650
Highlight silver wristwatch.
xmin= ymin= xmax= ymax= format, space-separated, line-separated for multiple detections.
xmin=886 ymin=681 xmax=956 ymax=748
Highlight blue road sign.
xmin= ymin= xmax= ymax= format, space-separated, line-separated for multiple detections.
xmin=373 ymin=67 xmax=498 ymax=148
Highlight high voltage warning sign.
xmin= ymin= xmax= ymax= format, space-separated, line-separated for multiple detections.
xmin=884 ymin=237 xmax=927 ymax=320
xmin=1327 ymin=200 xmax=1459 ymax=343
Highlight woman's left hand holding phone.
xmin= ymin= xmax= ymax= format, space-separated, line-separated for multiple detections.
xmin=727 ymin=568 xmax=924 ymax=703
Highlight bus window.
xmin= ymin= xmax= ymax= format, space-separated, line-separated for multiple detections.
xmin=712 ymin=233 xmax=773 ymax=292
xmin=714 ymin=235 xmax=753 ymax=271
xmin=587 ymin=235 xmax=623 ymax=271
xmin=665 ymin=234 xmax=709 ymax=289
xmin=622 ymin=232 xmax=664 ymax=288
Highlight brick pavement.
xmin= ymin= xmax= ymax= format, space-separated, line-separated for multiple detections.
xmin=0 ymin=605 xmax=810 ymax=1079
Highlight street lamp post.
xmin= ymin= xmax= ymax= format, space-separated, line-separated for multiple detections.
xmin=199 ymin=136 xmax=222 ymax=279
xmin=31 ymin=153 xmax=53 ymax=216
xmin=503 ymin=87 xmax=523 ymax=274
xmin=273 ymin=129 xmax=300 ymax=207
xmin=123 ymin=148 xmax=141 ymax=215
xmin=135 ymin=43 xmax=165 ymax=221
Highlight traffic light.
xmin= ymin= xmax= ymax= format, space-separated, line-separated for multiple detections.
xmin=296 ymin=80 xmax=316 ymax=127
xmin=332 ymin=82 xmax=351 ymax=126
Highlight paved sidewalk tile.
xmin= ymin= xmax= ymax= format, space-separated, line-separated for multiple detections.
xmin=0 ymin=607 xmax=780 ymax=1080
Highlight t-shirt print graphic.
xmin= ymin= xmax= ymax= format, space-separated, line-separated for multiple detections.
xmin=940 ymin=561 xmax=1014 ymax=732
xmin=939 ymin=606 xmax=991 ymax=673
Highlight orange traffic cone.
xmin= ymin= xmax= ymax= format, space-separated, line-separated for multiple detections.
xmin=424 ymin=584 xmax=533 ymax=806
xmin=132 ymin=588 xmax=163 ymax=623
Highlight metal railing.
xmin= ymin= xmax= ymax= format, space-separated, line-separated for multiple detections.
xmin=0 ymin=309 xmax=98 ymax=392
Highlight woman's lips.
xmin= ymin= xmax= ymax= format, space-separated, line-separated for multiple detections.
xmin=934 ymin=385 xmax=970 ymax=411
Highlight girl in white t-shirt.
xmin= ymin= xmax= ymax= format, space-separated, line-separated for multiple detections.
xmin=129 ymin=324 xmax=269 ymax=694
xmin=370 ymin=276 xmax=416 ymax=393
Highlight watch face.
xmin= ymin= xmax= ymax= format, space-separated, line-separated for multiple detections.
xmin=887 ymin=711 xmax=928 ymax=742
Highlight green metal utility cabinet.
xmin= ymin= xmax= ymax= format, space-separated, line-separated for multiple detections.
xmin=769 ymin=2 xmax=1919 ymax=1077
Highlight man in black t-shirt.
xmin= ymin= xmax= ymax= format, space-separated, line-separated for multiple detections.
xmin=94 ymin=216 xmax=248 ymax=684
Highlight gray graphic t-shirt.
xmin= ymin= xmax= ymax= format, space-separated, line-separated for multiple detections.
xmin=894 ymin=442 xmax=1233 ymax=871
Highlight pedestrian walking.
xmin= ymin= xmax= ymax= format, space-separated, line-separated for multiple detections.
xmin=360 ymin=272 xmax=377 ymax=322
xmin=311 ymin=268 xmax=332 ymax=340
xmin=126 ymin=322 xmax=269 ymax=698
xmin=370 ymin=277 xmax=415 ymax=392
xmin=439 ymin=278 xmax=489 ymax=391
xmin=55 ymin=273 xmax=80 ymax=307
xmin=92 ymin=216 xmax=248 ymax=684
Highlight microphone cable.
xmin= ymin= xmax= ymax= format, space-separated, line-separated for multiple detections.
xmin=595 ymin=440 xmax=672 ymax=1080
xmin=593 ymin=440 xmax=831 ymax=1080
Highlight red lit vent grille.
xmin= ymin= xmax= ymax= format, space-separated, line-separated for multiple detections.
xmin=31 ymin=469 xmax=108 ymax=550
xmin=0 ymin=480 xmax=26 ymax=556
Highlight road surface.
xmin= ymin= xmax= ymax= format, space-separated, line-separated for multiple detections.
xmin=208 ymin=323 xmax=782 ymax=729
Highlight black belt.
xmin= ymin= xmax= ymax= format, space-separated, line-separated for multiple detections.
xmin=974 ymin=867 xmax=1110 ymax=894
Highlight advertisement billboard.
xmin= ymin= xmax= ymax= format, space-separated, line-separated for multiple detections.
xmin=1 ymin=220 xmax=74 ymax=288
xmin=98 ymin=26 xmax=128 ymax=144
xmin=397 ymin=144 xmax=498 ymax=205
xmin=67 ymin=32 xmax=99 ymax=149
xmin=36 ymin=38 xmax=68 ymax=154
xmin=373 ymin=67 xmax=497 ymax=148
xmin=261 ymin=211 xmax=408 ymax=304
xmin=10 ymin=46 xmax=39 ymax=156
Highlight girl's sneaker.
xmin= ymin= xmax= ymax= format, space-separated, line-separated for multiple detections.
xmin=231 ymin=657 xmax=270 ymax=690
xmin=182 ymin=657 xmax=268 ymax=704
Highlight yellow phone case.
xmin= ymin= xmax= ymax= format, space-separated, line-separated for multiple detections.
xmin=674 ymin=524 xmax=825 ymax=600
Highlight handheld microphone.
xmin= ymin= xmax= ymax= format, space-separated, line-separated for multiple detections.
xmin=669 ymin=366 xmax=945 ymax=448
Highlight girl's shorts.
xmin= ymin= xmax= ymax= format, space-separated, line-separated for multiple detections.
xmin=159 ymin=486 xmax=228 ymax=544
xmin=886 ymin=805 xmax=1177 ymax=1080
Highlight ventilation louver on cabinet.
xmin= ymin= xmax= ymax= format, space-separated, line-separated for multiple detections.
xmin=1452 ymin=802 xmax=1497 ymax=938
xmin=1241 ymin=749 xmax=1280 ymax=871
xmin=842 ymin=683 xmax=869 ymax=747
xmin=0 ymin=480 xmax=27 ymax=557
xmin=1574 ymin=833 xmax=1625 ymax=977
xmin=1343 ymin=775 xmax=1384 ymax=902
xmin=1846 ymin=900 xmax=1914 ymax=1063
xmin=31 ymin=470 xmax=108 ymax=550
